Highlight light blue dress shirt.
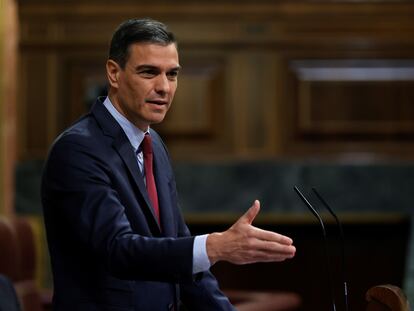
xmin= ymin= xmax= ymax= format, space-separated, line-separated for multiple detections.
xmin=103 ymin=97 xmax=211 ymax=274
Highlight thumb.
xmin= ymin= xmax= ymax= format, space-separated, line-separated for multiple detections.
xmin=239 ymin=200 xmax=260 ymax=225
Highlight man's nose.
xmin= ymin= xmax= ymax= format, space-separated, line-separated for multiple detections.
xmin=154 ymin=74 xmax=170 ymax=94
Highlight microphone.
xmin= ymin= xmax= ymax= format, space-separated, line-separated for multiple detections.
xmin=312 ymin=188 xmax=349 ymax=311
xmin=294 ymin=186 xmax=349 ymax=311
xmin=294 ymin=186 xmax=337 ymax=311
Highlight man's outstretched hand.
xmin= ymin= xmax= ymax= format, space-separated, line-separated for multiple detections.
xmin=206 ymin=200 xmax=296 ymax=265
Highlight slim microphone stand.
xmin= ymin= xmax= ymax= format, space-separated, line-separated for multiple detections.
xmin=294 ymin=186 xmax=337 ymax=311
xmin=312 ymin=188 xmax=349 ymax=311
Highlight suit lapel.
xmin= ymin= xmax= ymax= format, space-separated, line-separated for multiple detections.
xmin=91 ymin=100 xmax=161 ymax=233
xmin=112 ymin=135 xmax=161 ymax=233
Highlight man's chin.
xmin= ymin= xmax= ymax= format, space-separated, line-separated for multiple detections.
xmin=148 ymin=115 xmax=167 ymax=126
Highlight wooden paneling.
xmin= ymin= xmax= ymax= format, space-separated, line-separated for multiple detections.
xmin=292 ymin=60 xmax=414 ymax=136
xmin=63 ymin=53 xmax=107 ymax=128
xmin=19 ymin=53 xmax=49 ymax=158
xmin=17 ymin=1 xmax=414 ymax=160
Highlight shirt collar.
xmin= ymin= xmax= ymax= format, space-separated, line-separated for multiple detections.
xmin=102 ymin=96 xmax=148 ymax=151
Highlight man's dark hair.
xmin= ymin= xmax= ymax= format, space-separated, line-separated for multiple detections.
xmin=109 ymin=18 xmax=176 ymax=68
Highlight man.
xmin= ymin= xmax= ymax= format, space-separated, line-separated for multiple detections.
xmin=41 ymin=18 xmax=296 ymax=311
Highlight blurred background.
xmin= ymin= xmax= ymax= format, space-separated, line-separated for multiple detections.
xmin=2 ymin=0 xmax=414 ymax=310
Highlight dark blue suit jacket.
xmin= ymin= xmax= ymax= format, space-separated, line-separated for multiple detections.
xmin=41 ymin=98 xmax=235 ymax=311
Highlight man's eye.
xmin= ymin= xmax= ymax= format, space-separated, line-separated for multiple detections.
xmin=139 ymin=70 xmax=157 ymax=77
xmin=167 ymin=71 xmax=179 ymax=80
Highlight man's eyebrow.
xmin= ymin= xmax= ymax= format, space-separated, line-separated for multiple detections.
xmin=135 ymin=65 xmax=181 ymax=71
xmin=170 ymin=65 xmax=181 ymax=71
xmin=135 ymin=65 xmax=159 ymax=71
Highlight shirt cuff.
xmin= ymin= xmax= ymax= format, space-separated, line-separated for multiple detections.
xmin=192 ymin=234 xmax=211 ymax=274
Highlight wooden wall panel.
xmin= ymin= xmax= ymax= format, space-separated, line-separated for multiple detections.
xmin=281 ymin=55 xmax=414 ymax=157
xmin=19 ymin=53 xmax=49 ymax=158
xmin=228 ymin=52 xmax=280 ymax=156
xmin=62 ymin=53 xmax=107 ymax=128
xmin=292 ymin=60 xmax=414 ymax=136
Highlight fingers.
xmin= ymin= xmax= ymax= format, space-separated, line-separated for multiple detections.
xmin=240 ymin=249 xmax=295 ymax=264
xmin=251 ymin=227 xmax=293 ymax=245
xmin=238 ymin=200 xmax=260 ymax=225
xmin=253 ymin=239 xmax=296 ymax=257
xmin=224 ymin=239 xmax=296 ymax=265
xmin=238 ymin=235 xmax=296 ymax=264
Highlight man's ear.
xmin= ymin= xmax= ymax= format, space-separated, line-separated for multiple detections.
xmin=106 ymin=59 xmax=121 ymax=89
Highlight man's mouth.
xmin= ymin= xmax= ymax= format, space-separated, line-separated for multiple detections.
xmin=146 ymin=99 xmax=167 ymax=106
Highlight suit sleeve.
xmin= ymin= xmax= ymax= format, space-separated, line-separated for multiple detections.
xmin=41 ymin=135 xmax=195 ymax=283
xmin=178 ymin=222 xmax=236 ymax=311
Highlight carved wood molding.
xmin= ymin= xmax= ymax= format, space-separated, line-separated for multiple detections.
xmin=19 ymin=2 xmax=414 ymax=47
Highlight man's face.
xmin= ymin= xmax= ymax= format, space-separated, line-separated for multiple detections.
xmin=107 ymin=42 xmax=180 ymax=131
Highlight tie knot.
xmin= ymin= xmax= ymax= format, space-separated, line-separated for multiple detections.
xmin=142 ymin=134 xmax=153 ymax=156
